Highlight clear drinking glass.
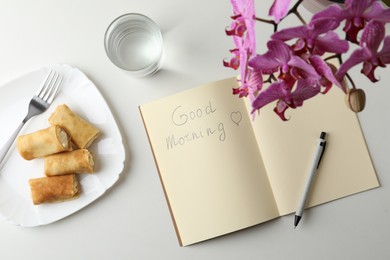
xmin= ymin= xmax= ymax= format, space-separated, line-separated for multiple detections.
xmin=104 ymin=13 xmax=163 ymax=77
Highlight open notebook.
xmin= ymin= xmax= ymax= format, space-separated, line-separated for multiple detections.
xmin=139 ymin=77 xmax=379 ymax=246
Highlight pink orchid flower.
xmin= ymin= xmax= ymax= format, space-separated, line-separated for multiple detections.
xmin=249 ymin=40 xmax=339 ymax=86
xmin=342 ymin=0 xmax=390 ymax=43
xmin=272 ymin=18 xmax=349 ymax=55
xmin=249 ymin=40 xmax=342 ymax=119
xmin=225 ymin=0 xmax=260 ymax=99
xmin=224 ymin=0 xmax=390 ymax=120
xmin=233 ymin=68 xmax=263 ymax=101
xmin=249 ymin=40 xmax=294 ymax=75
xmin=336 ymin=20 xmax=390 ymax=82
xmin=313 ymin=0 xmax=390 ymax=43
xmin=269 ymin=0 xmax=293 ymax=23
xmin=251 ymin=79 xmax=321 ymax=120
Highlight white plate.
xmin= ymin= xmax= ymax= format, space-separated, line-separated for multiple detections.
xmin=0 ymin=64 xmax=125 ymax=227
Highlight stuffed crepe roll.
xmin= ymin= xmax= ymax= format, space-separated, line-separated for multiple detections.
xmin=44 ymin=149 xmax=94 ymax=176
xmin=48 ymin=104 xmax=100 ymax=148
xmin=29 ymin=174 xmax=79 ymax=205
xmin=16 ymin=125 xmax=72 ymax=160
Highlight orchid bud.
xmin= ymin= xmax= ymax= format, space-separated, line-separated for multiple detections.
xmin=345 ymin=88 xmax=366 ymax=113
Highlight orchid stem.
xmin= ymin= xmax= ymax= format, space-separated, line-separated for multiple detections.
xmin=336 ymin=55 xmax=357 ymax=90
xmin=288 ymin=0 xmax=304 ymax=15
xmin=278 ymin=0 xmax=306 ymax=26
xmin=324 ymin=54 xmax=339 ymax=61
xmin=293 ymin=11 xmax=307 ymax=25
xmin=288 ymin=0 xmax=306 ymax=25
xmin=255 ymin=17 xmax=278 ymax=32
xmin=255 ymin=17 xmax=275 ymax=25
xmin=290 ymin=0 xmax=306 ymax=25
xmin=327 ymin=54 xmax=356 ymax=90
xmin=345 ymin=73 xmax=357 ymax=89
xmin=336 ymin=54 xmax=343 ymax=64
xmin=256 ymin=0 xmax=306 ymax=31
xmin=264 ymin=74 xmax=277 ymax=83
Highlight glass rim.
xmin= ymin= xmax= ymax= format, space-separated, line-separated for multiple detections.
xmin=104 ymin=13 xmax=163 ymax=73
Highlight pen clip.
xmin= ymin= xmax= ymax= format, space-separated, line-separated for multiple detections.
xmin=316 ymin=141 xmax=327 ymax=169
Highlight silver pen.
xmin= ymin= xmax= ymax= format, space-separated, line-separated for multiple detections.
xmin=294 ymin=132 xmax=327 ymax=228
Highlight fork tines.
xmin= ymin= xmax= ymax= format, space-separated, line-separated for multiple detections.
xmin=36 ymin=69 xmax=63 ymax=104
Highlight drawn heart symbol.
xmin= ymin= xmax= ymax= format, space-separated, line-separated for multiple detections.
xmin=230 ymin=111 xmax=242 ymax=126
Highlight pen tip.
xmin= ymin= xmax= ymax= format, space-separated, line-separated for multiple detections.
xmin=320 ymin=132 xmax=326 ymax=139
xmin=294 ymin=215 xmax=301 ymax=228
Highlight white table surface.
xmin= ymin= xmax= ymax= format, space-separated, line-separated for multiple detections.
xmin=0 ymin=0 xmax=389 ymax=259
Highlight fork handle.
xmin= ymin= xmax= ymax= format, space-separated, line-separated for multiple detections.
xmin=0 ymin=122 xmax=25 ymax=166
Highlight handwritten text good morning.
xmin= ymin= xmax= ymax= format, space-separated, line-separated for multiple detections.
xmin=166 ymin=101 xmax=226 ymax=150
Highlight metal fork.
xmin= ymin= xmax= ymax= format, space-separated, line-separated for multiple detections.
xmin=0 ymin=69 xmax=63 ymax=166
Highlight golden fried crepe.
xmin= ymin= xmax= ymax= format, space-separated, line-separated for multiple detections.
xmin=48 ymin=104 xmax=100 ymax=148
xmin=44 ymin=149 xmax=94 ymax=176
xmin=29 ymin=174 xmax=79 ymax=205
xmin=16 ymin=125 xmax=72 ymax=160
